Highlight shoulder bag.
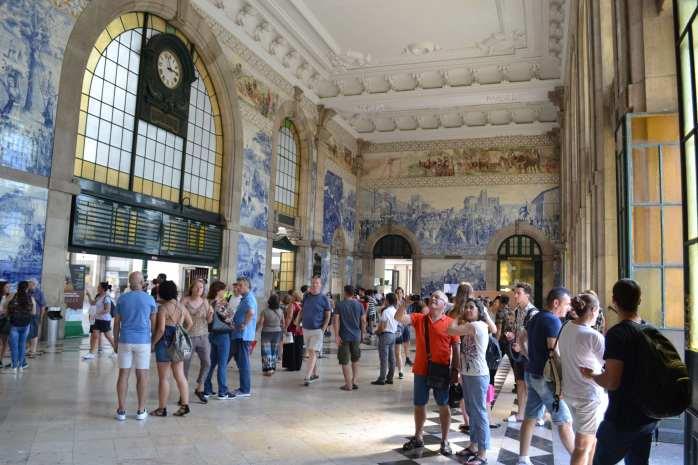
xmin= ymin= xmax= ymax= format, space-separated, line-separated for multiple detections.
xmin=424 ymin=317 xmax=451 ymax=390
xmin=167 ymin=303 xmax=192 ymax=363
xmin=543 ymin=319 xmax=567 ymax=412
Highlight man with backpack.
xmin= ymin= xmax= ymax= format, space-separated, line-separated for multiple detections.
xmin=517 ymin=288 xmax=575 ymax=464
xmin=506 ymin=283 xmax=538 ymax=423
xmin=581 ymin=279 xmax=690 ymax=465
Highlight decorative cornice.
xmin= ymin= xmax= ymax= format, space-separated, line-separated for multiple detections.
xmin=365 ymin=173 xmax=559 ymax=188
xmin=239 ymin=100 xmax=274 ymax=132
xmin=365 ymin=134 xmax=555 ymax=153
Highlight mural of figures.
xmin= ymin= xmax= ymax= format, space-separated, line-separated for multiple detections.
xmin=236 ymin=232 xmax=267 ymax=299
xmin=359 ymin=185 xmax=560 ymax=256
xmin=420 ymin=260 xmax=487 ymax=297
xmin=322 ymin=170 xmax=356 ymax=245
xmin=345 ymin=255 xmax=354 ymax=286
xmin=361 ymin=145 xmax=559 ymax=180
xmin=0 ymin=0 xmax=76 ymax=176
xmin=235 ymin=75 xmax=279 ymax=118
xmin=240 ymin=126 xmax=272 ymax=231
xmin=0 ymin=179 xmax=47 ymax=285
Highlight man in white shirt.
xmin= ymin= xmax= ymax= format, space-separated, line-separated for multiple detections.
xmin=371 ymin=292 xmax=398 ymax=385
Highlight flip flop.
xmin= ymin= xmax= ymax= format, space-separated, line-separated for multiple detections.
xmin=339 ymin=385 xmax=352 ymax=391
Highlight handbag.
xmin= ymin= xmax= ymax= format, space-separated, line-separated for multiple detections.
xmin=210 ymin=309 xmax=233 ymax=333
xmin=448 ymin=383 xmax=463 ymax=408
xmin=283 ymin=331 xmax=294 ymax=344
xmin=424 ymin=316 xmax=451 ymax=390
xmin=166 ymin=305 xmax=192 ymax=363
xmin=543 ymin=320 xmax=568 ymax=412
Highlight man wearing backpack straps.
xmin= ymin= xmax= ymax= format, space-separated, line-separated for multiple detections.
xmin=581 ymin=279 xmax=659 ymax=465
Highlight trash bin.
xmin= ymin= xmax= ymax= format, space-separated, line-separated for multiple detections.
xmin=46 ymin=307 xmax=63 ymax=346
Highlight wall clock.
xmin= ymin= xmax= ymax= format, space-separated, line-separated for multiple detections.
xmin=137 ymin=33 xmax=196 ymax=138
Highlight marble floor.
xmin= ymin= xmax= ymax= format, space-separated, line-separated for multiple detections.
xmin=0 ymin=338 xmax=683 ymax=465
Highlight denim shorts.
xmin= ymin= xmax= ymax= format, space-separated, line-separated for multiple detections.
xmin=154 ymin=326 xmax=176 ymax=363
xmin=413 ymin=374 xmax=449 ymax=406
xmin=524 ymin=372 xmax=572 ymax=424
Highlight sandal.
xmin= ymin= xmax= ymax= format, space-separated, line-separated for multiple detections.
xmin=459 ymin=424 xmax=470 ymax=433
xmin=467 ymin=456 xmax=487 ymax=465
xmin=150 ymin=407 xmax=167 ymax=417
xmin=402 ymin=436 xmax=424 ymax=451
xmin=339 ymin=385 xmax=352 ymax=391
xmin=194 ymin=390 xmax=208 ymax=404
xmin=456 ymin=447 xmax=477 ymax=458
xmin=173 ymin=405 xmax=190 ymax=417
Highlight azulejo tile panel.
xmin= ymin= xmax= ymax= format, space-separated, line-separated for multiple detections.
xmin=240 ymin=127 xmax=272 ymax=231
xmin=419 ymin=259 xmax=486 ymax=297
xmin=0 ymin=0 xmax=77 ymax=176
xmin=0 ymin=179 xmax=47 ymax=286
xmin=359 ymin=185 xmax=560 ymax=256
xmin=322 ymin=170 xmax=356 ymax=245
xmin=236 ymin=232 xmax=267 ymax=299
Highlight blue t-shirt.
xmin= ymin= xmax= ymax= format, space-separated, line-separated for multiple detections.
xmin=525 ymin=310 xmax=562 ymax=376
xmin=302 ymin=293 xmax=331 ymax=330
xmin=336 ymin=298 xmax=363 ymax=342
xmin=114 ymin=291 xmax=157 ymax=344
xmin=233 ymin=292 xmax=257 ymax=341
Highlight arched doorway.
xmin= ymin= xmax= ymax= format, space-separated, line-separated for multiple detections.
xmin=497 ymin=234 xmax=543 ymax=308
xmin=372 ymin=235 xmax=413 ymax=294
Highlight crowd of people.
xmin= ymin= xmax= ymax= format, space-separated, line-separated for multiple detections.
xmin=0 ymin=271 xmax=687 ymax=465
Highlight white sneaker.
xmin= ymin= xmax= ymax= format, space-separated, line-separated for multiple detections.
xmin=233 ymin=390 xmax=251 ymax=397
xmin=135 ymin=409 xmax=147 ymax=420
xmin=536 ymin=419 xmax=546 ymax=427
xmin=517 ymin=457 xmax=533 ymax=465
xmin=115 ymin=410 xmax=127 ymax=421
xmin=82 ymin=353 xmax=96 ymax=360
xmin=505 ymin=414 xmax=521 ymax=422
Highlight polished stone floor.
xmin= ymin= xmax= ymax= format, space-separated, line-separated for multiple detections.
xmin=0 ymin=337 xmax=683 ymax=465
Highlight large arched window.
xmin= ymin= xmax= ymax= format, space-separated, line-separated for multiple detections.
xmin=73 ymin=13 xmax=222 ymax=213
xmin=274 ymin=118 xmax=300 ymax=217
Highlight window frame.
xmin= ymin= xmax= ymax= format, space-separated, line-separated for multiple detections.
xmin=274 ymin=118 xmax=301 ymax=218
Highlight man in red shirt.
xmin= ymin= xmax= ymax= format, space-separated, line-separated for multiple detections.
xmin=396 ymin=290 xmax=460 ymax=456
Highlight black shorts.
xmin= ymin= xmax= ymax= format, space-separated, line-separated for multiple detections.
xmin=511 ymin=358 xmax=527 ymax=381
xmin=90 ymin=319 xmax=111 ymax=333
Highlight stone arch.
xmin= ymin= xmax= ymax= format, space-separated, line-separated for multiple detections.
xmin=360 ymin=224 xmax=422 ymax=293
xmin=269 ymin=96 xmax=315 ymax=239
xmin=50 ymin=0 xmax=244 ymax=281
xmin=484 ymin=221 xmax=559 ymax=298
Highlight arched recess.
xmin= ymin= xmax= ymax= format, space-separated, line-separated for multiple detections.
xmin=48 ymin=0 xmax=244 ymax=291
xmin=484 ymin=221 xmax=559 ymax=303
xmin=361 ymin=224 xmax=422 ymax=293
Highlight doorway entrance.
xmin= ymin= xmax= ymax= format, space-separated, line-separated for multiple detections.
xmin=373 ymin=235 xmax=413 ymax=295
xmin=271 ymin=237 xmax=297 ymax=294
xmin=496 ymin=235 xmax=543 ymax=308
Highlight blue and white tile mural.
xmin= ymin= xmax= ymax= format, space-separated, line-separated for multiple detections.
xmin=320 ymin=248 xmax=330 ymax=292
xmin=0 ymin=1 xmax=77 ymax=176
xmin=359 ymin=185 xmax=560 ymax=256
xmin=345 ymin=255 xmax=353 ymax=286
xmin=0 ymin=179 xmax=47 ymax=285
xmin=322 ymin=170 xmax=356 ymax=245
xmin=240 ymin=127 xmax=272 ymax=231
xmin=420 ymin=260 xmax=487 ymax=297
xmin=236 ymin=232 xmax=267 ymax=299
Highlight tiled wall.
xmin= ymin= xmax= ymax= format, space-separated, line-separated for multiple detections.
xmin=236 ymin=232 xmax=267 ymax=299
xmin=240 ymin=122 xmax=272 ymax=231
xmin=322 ymin=170 xmax=356 ymax=246
xmin=0 ymin=179 xmax=48 ymax=286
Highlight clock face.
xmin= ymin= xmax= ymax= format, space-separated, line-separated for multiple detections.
xmin=157 ymin=49 xmax=181 ymax=89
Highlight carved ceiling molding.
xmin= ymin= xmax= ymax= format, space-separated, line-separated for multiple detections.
xmin=369 ymin=173 xmax=560 ymax=188
xmin=549 ymin=0 xmax=567 ymax=60
xmin=194 ymin=4 xmax=296 ymax=96
xmin=365 ymin=134 xmax=555 ymax=154
xmin=239 ymin=100 xmax=274 ymax=132
xmin=345 ymin=102 xmax=558 ymax=134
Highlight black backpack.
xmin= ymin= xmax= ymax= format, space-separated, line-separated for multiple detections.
xmin=486 ymin=335 xmax=502 ymax=372
xmin=632 ymin=322 xmax=690 ymax=419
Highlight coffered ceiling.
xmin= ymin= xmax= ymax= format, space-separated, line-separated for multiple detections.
xmin=195 ymin=0 xmax=568 ymax=142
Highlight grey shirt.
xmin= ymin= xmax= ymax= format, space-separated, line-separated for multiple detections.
xmin=261 ymin=308 xmax=284 ymax=332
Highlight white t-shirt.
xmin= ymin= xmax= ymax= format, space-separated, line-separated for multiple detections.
xmin=558 ymin=322 xmax=606 ymax=400
xmin=461 ymin=320 xmax=489 ymax=376
xmin=380 ymin=305 xmax=398 ymax=334
xmin=94 ymin=294 xmax=113 ymax=322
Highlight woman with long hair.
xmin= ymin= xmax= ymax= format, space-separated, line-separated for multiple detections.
xmin=150 ymin=281 xmax=193 ymax=417
xmin=203 ymin=281 xmax=235 ymax=399
xmin=282 ymin=290 xmax=304 ymax=371
xmin=4 ymin=281 xmax=36 ymax=372
xmin=82 ymin=282 xmax=117 ymax=359
xmin=182 ymin=278 xmax=213 ymax=404
xmin=559 ymin=293 xmax=606 ymax=465
xmin=448 ymin=298 xmax=491 ymax=464
xmin=258 ymin=293 xmax=285 ymax=376
xmin=0 ymin=281 xmax=12 ymax=367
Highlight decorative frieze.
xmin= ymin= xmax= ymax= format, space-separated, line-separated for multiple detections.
xmin=364 ymin=173 xmax=559 ymax=188
xmin=365 ymin=134 xmax=554 ymax=153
